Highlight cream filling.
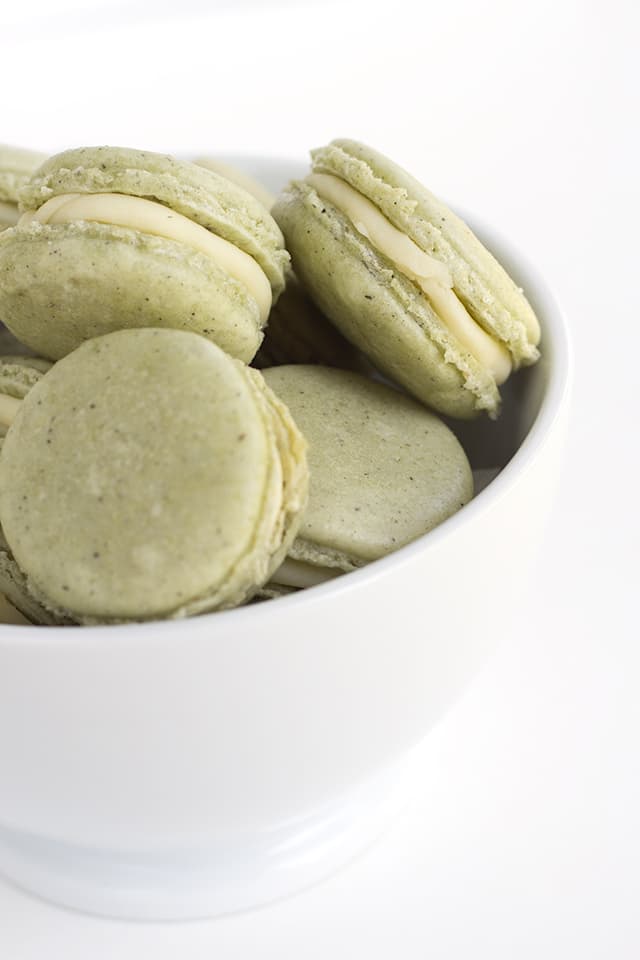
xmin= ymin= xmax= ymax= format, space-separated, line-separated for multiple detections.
xmin=270 ymin=557 xmax=344 ymax=589
xmin=0 ymin=201 xmax=19 ymax=228
xmin=306 ymin=173 xmax=512 ymax=385
xmin=19 ymin=193 xmax=272 ymax=323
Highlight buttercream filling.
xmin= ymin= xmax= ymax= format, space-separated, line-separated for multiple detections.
xmin=270 ymin=556 xmax=344 ymax=589
xmin=19 ymin=193 xmax=272 ymax=323
xmin=0 ymin=201 xmax=19 ymax=228
xmin=306 ymin=173 xmax=512 ymax=384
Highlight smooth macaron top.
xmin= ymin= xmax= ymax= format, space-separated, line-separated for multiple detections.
xmin=19 ymin=146 xmax=288 ymax=296
xmin=263 ymin=365 xmax=473 ymax=576
xmin=0 ymin=329 xmax=308 ymax=624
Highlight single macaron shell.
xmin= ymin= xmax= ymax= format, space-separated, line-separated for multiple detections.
xmin=0 ymin=328 xmax=308 ymax=624
xmin=0 ymin=146 xmax=289 ymax=362
xmin=262 ymin=365 xmax=473 ymax=587
xmin=272 ymin=139 xmax=540 ymax=419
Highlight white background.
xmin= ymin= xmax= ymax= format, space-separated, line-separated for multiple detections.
xmin=1 ymin=1 xmax=639 ymax=956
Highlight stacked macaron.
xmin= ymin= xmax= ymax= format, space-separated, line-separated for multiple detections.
xmin=0 ymin=146 xmax=288 ymax=362
xmin=0 ymin=139 xmax=540 ymax=625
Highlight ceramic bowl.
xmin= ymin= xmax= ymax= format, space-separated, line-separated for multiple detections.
xmin=0 ymin=159 xmax=571 ymax=920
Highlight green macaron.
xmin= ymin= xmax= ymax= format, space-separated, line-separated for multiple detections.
xmin=272 ymin=139 xmax=541 ymax=419
xmin=0 ymin=328 xmax=308 ymax=624
xmin=0 ymin=145 xmax=47 ymax=231
xmin=262 ymin=365 xmax=473 ymax=590
xmin=0 ymin=146 xmax=289 ymax=362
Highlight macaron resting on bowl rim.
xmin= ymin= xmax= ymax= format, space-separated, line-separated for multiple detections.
xmin=272 ymin=139 xmax=541 ymax=419
xmin=0 ymin=146 xmax=289 ymax=362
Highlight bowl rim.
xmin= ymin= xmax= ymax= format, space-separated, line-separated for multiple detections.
xmin=0 ymin=195 xmax=572 ymax=645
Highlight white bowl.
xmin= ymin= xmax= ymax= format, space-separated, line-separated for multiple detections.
xmin=0 ymin=159 xmax=571 ymax=920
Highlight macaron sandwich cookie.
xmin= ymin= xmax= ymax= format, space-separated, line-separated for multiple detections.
xmin=0 ymin=146 xmax=289 ymax=362
xmin=0 ymin=145 xmax=46 ymax=231
xmin=0 ymin=328 xmax=308 ymax=625
xmin=262 ymin=366 xmax=473 ymax=590
xmin=273 ymin=139 xmax=541 ymax=419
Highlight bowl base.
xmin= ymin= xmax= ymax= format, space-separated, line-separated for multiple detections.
xmin=0 ymin=758 xmax=412 ymax=920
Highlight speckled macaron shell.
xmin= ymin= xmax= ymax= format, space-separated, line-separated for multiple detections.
xmin=0 ymin=145 xmax=47 ymax=228
xmin=0 ymin=354 xmax=52 ymax=392
xmin=273 ymin=139 xmax=540 ymax=419
xmin=0 ymin=527 xmax=72 ymax=625
xmin=0 ymin=146 xmax=289 ymax=362
xmin=0 ymin=329 xmax=308 ymax=624
xmin=20 ymin=147 xmax=287 ymax=290
xmin=0 ymin=222 xmax=266 ymax=362
xmin=263 ymin=365 xmax=473 ymax=571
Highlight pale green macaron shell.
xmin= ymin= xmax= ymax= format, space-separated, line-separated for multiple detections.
xmin=273 ymin=139 xmax=540 ymax=419
xmin=0 ymin=145 xmax=47 ymax=229
xmin=0 ymin=329 xmax=308 ymax=625
xmin=0 ymin=146 xmax=289 ymax=362
xmin=263 ymin=366 xmax=473 ymax=587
